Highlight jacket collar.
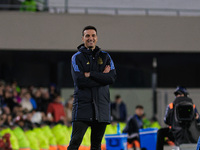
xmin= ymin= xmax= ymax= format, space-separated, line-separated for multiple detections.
xmin=77 ymin=44 xmax=101 ymax=56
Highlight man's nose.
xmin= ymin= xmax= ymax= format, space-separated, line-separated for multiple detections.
xmin=88 ymin=36 xmax=93 ymax=40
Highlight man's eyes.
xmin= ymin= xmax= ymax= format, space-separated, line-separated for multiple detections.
xmin=85 ymin=34 xmax=96 ymax=37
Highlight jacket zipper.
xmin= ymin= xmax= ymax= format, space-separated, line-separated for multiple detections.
xmin=89 ymin=55 xmax=98 ymax=121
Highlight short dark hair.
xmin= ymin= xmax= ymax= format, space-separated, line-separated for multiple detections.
xmin=115 ymin=94 xmax=121 ymax=100
xmin=53 ymin=94 xmax=61 ymax=100
xmin=82 ymin=25 xmax=97 ymax=36
xmin=135 ymin=105 xmax=144 ymax=109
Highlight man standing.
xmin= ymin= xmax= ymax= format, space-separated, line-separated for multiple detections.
xmin=111 ymin=95 xmax=127 ymax=122
xmin=68 ymin=25 xmax=116 ymax=150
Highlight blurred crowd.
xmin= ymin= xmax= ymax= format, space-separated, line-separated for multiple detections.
xmin=0 ymin=80 xmax=161 ymax=149
xmin=0 ymin=79 xmax=160 ymax=130
xmin=0 ymin=80 xmax=74 ymax=129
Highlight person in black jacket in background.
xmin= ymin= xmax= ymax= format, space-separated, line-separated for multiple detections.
xmin=156 ymin=86 xmax=200 ymax=150
xmin=68 ymin=25 xmax=116 ymax=150
xmin=111 ymin=95 xmax=127 ymax=122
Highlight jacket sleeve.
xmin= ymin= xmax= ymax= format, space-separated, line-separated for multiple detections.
xmin=90 ymin=53 xmax=116 ymax=85
xmin=123 ymin=117 xmax=139 ymax=138
xmin=121 ymin=103 xmax=127 ymax=122
xmin=194 ymin=107 xmax=200 ymax=123
xmin=47 ymin=103 xmax=53 ymax=114
xmin=164 ymin=103 xmax=173 ymax=126
xmin=71 ymin=53 xmax=102 ymax=88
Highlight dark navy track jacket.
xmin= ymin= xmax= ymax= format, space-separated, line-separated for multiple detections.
xmin=71 ymin=44 xmax=116 ymax=123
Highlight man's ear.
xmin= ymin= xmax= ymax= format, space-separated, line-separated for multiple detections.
xmin=82 ymin=36 xmax=84 ymax=42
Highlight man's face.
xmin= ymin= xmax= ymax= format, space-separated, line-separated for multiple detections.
xmin=82 ymin=29 xmax=98 ymax=50
xmin=115 ymin=98 xmax=122 ymax=104
xmin=55 ymin=96 xmax=61 ymax=103
xmin=176 ymin=93 xmax=185 ymax=97
xmin=135 ymin=108 xmax=144 ymax=117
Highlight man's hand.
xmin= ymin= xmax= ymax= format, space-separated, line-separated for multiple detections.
xmin=84 ymin=72 xmax=90 ymax=78
xmin=195 ymin=112 xmax=199 ymax=120
xmin=103 ymin=65 xmax=111 ymax=73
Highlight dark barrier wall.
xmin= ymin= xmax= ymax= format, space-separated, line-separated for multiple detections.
xmin=1 ymin=50 xmax=200 ymax=88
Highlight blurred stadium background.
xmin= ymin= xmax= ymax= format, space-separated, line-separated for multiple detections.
xmin=1 ymin=0 xmax=200 ymax=126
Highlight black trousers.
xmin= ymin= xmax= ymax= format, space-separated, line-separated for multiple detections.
xmin=67 ymin=121 xmax=107 ymax=150
xmin=156 ymin=127 xmax=174 ymax=150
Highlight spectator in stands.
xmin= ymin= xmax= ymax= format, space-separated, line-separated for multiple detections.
xmin=13 ymin=89 xmax=21 ymax=104
xmin=12 ymin=105 xmax=23 ymax=118
xmin=0 ymin=113 xmax=7 ymax=126
xmin=156 ymin=86 xmax=200 ymax=150
xmin=0 ymin=82 xmax=12 ymax=117
xmin=30 ymin=110 xmax=44 ymax=124
xmin=111 ymin=95 xmax=127 ymax=122
xmin=14 ymin=116 xmax=26 ymax=129
xmin=11 ymin=81 xmax=20 ymax=94
xmin=19 ymin=88 xmax=28 ymax=99
xmin=47 ymin=94 xmax=66 ymax=124
xmin=0 ymin=82 xmax=6 ymax=113
xmin=0 ymin=81 xmax=4 ymax=97
xmin=64 ymin=95 xmax=74 ymax=126
xmin=3 ymin=114 xmax=13 ymax=126
xmin=20 ymin=0 xmax=37 ymax=12
xmin=4 ymin=84 xmax=12 ymax=93
xmin=49 ymin=83 xmax=58 ymax=100
xmin=33 ymin=89 xmax=43 ymax=111
xmin=28 ymin=85 xmax=35 ymax=97
xmin=28 ymin=92 xmax=37 ymax=110
xmin=20 ymin=92 xmax=37 ymax=112
xmin=4 ymin=88 xmax=18 ymax=112
xmin=123 ymin=105 xmax=144 ymax=148
xmin=41 ymin=90 xmax=52 ymax=113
